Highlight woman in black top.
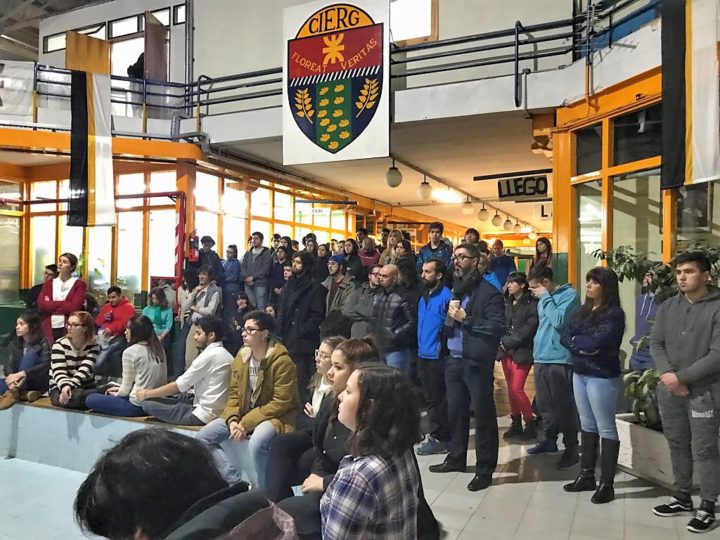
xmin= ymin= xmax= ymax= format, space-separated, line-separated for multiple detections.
xmin=497 ymin=272 xmax=538 ymax=441
xmin=342 ymin=239 xmax=366 ymax=283
xmin=560 ymin=267 xmax=625 ymax=504
xmin=273 ymin=338 xmax=379 ymax=540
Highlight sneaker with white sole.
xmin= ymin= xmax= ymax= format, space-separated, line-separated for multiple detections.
xmin=416 ymin=437 xmax=448 ymax=456
xmin=653 ymin=496 xmax=694 ymax=517
xmin=687 ymin=500 xmax=716 ymax=534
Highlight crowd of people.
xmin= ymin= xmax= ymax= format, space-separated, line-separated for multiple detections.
xmin=1 ymin=224 xmax=719 ymax=537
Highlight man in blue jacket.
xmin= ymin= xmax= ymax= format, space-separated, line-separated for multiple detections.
xmin=416 ymin=222 xmax=453 ymax=275
xmin=429 ymin=244 xmax=506 ymax=492
xmin=527 ymin=266 xmax=581 ymax=469
xmin=416 ymin=258 xmax=453 ymax=456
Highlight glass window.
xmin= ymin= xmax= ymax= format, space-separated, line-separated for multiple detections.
xmin=249 ymin=220 xmax=271 ymax=245
xmin=78 ymin=24 xmax=106 ymax=40
xmin=111 ymin=36 xmax=145 ymax=78
xmin=31 ymin=181 xmax=57 ymax=213
xmin=575 ymin=124 xmax=603 ymax=175
xmin=44 ymin=33 xmax=66 ymax=53
xmin=196 ymin=172 xmax=220 ymax=211
xmin=150 ymin=8 xmax=171 ymax=26
xmin=295 ymin=203 xmax=312 ymax=224
xmin=331 ymin=209 xmax=346 ymax=231
xmin=59 ymin=220 xmax=84 ymax=260
xmin=110 ymin=16 xmax=140 ymax=38
xmin=0 ymin=216 xmax=20 ymax=303
xmin=274 ymin=192 xmax=293 ymax=222
xmin=295 ymin=227 xmax=311 ymax=243
xmin=391 ymin=0 xmax=433 ymax=42
xmin=173 ymin=4 xmax=187 ymax=24
xmin=313 ymin=206 xmax=331 ymax=228
xmin=314 ymin=230 xmax=330 ymax=244
xmin=223 ymin=180 xmax=247 ymax=217
xmin=223 ymin=215 xmax=247 ymax=254
xmin=117 ymin=212 xmax=143 ymax=300
xmin=149 ymin=171 xmax=176 ymax=206
xmin=273 ymin=223 xmax=293 ymax=239
xmin=674 ymin=182 xmax=720 ymax=251
xmin=148 ymin=211 xmax=177 ymax=279
xmin=31 ymin=216 xmax=56 ymax=285
xmin=117 ymin=173 xmax=145 ymax=209
xmin=0 ymin=180 xmax=21 ymax=211
xmin=250 ymin=187 xmax=272 ymax=218
xmin=196 ymin=211 xmax=218 ymax=243
xmin=611 ymin=169 xmax=662 ymax=364
xmin=87 ymin=227 xmax=112 ymax=297
xmin=613 ymin=104 xmax=662 ymax=166
xmin=58 ymin=180 xmax=69 ymax=211
xmin=575 ymin=181 xmax=602 ymax=285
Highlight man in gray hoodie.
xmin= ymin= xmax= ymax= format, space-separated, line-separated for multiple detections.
xmin=650 ymin=251 xmax=720 ymax=534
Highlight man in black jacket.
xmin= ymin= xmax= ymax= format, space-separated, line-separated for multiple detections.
xmin=429 ymin=244 xmax=506 ymax=492
xmin=370 ymin=264 xmax=417 ymax=371
xmin=278 ymin=251 xmax=326 ymax=396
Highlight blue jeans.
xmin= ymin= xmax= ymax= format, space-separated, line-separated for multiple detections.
xmin=85 ymin=394 xmax=145 ymax=416
xmin=573 ymin=373 xmax=621 ymax=441
xmin=196 ymin=418 xmax=278 ymax=488
xmin=245 ymin=283 xmax=267 ymax=310
xmin=0 ymin=351 xmax=44 ymax=394
xmin=383 ymin=350 xmax=408 ymax=371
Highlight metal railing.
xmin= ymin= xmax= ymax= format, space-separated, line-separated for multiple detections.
xmin=20 ymin=0 xmax=659 ymax=136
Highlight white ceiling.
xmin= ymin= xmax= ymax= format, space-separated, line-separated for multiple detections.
xmin=216 ymin=112 xmax=553 ymax=232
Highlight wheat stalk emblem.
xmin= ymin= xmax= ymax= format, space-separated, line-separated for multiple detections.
xmin=294 ymin=88 xmax=314 ymax=124
xmin=355 ymin=78 xmax=379 ymax=118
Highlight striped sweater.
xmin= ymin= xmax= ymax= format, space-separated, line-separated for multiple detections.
xmin=50 ymin=337 xmax=99 ymax=391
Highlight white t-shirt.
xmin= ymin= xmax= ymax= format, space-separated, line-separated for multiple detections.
xmin=248 ymin=355 xmax=261 ymax=394
xmin=311 ymin=378 xmax=332 ymax=417
xmin=176 ymin=341 xmax=233 ymax=424
xmin=51 ymin=277 xmax=78 ymax=329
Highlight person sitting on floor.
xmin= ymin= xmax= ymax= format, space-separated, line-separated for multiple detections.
xmin=94 ymin=286 xmax=136 ymax=375
xmin=74 ymin=429 xmax=297 ymax=540
xmin=0 ymin=310 xmax=51 ymax=410
xmin=49 ymin=311 xmax=99 ymax=410
xmin=196 ymin=310 xmax=300 ymax=489
xmin=274 ymin=338 xmax=381 ymax=540
xmin=85 ymin=315 xmax=167 ymax=417
xmin=137 ymin=316 xmax=232 ymax=426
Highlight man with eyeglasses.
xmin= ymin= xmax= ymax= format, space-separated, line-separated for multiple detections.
xmin=429 ymin=244 xmax=505 ymax=492
xmin=320 ymin=255 xmax=357 ymax=338
xmin=277 ymin=252 xmax=326 ymax=398
xmin=370 ymin=264 xmax=416 ymax=371
xmin=346 ymin=264 xmax=382 ymax=338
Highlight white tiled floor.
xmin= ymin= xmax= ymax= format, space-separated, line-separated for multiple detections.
xmin=2 ymin=420 xmax=719 ymax=540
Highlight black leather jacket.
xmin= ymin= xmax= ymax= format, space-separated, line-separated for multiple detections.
xmin=371 ymin=284 xmax=417 ymax=353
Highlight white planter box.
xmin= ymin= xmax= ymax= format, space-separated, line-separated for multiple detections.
xmin=616 ymin=413 xmax=699 ymax=490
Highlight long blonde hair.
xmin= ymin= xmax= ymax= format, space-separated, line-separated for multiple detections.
xmin=380 ymin=230 xmax=403 ymax=264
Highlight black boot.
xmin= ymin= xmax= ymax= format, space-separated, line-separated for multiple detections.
xmin=591 ymin=438 xmax=620 ymax=504
xmin=564 ymin=431 xmax=599 ymax=492
xmin=521 ymin=418 xmax=538 ymax=441
xmin=503 ymin=415 xmax=523 ymax=440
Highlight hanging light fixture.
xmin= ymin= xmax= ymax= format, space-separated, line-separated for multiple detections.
xmin=528 ymin=231 xmax=538 ymax=240
xmin=503 ymin=215 xmax=513 ymax=231
xmin=478 ymin=203 xmax=490 ymax=221
xmin=513 ymin=220 xmax=522 ymax=233
xmin=417 ymin=175 xmax=432 ymax=200
xmin=491 ymin=211 xmax=502 ymax=227
xmin=385 ymin=158 xmax=402 ymax=188
xmin=461 ymin=198 xmax=474 ymax=215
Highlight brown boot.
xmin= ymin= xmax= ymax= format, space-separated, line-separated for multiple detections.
xmin=0 ymin=390 xmax=19 ymax=410
xmin=20 ymin=390 xmax=41 ymax=403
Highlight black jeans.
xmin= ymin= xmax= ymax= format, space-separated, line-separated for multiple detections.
xmin=445 ymin=355 xmax=498 ymax=477
xmin=534 ymin=363 xmax=579 ymax=447
xmin=417 ymin=356 xmax=450 ymax=442
xmin=264 ymin=431 xmax=315 ymax=503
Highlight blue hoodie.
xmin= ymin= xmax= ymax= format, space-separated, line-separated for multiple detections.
xmin=417 ymin=284 xmax=452 ymax=360
xmin=533 ymin=283 xmax=580 ymax=364
xmin=628 ymin=292 xmax=660 ymax=372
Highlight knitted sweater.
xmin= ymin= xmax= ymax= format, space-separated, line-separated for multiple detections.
xmin=50 ymin=337 xmax=99 ymax=391
xmin=116 ymin=343 xmax=167 ymax=406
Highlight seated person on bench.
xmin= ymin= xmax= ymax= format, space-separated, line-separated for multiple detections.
xmin=137 ymin=316 xmax=232 ymax=426
xmin=94 ymin=286 xmax=136 ymax=375
xmin=49 ymin=311 xmax=99 ymax=410
xmin=85 ymin=315 xmax=167 ymax=417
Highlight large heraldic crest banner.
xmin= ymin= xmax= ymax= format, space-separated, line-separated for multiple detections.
xmin=283 ymin=0 xmax=390 ymax=165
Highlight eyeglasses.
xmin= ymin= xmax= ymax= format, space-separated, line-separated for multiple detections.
xmin=241 ymin=326 xmax=261 ymax=334
xmin=315 ymin=349 xmax=331 ymax=360
xmin=66 ymin=323 xmax=82 ymax=328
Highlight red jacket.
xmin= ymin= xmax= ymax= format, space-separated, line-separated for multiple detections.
xmin=37 ymin=278 xmax=87 ymax=343
xmin=95 ymin=297 xmax=135 ymax=336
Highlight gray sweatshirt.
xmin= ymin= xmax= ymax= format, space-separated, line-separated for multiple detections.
xmin=650 ymin=287 xmax=720 ymax=386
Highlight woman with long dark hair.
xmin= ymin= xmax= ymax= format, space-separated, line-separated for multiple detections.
xmin=343 ymin=239 xmax=366 ymax=282
xmin=561 ymin=267 xmax=625 ymax=504
xmin=38 ymin=252 xmax=87 ymax=342
xmin=530 ymin=237 xmax=553 ymax=271
xmin=86 ymin=315 xmax=167 ymax=416
xmin=320 ymin=363 xmax=423 ymax=539
xmin=0 ymin=310 xmax=51 ymax=409
xmin=497 ymin=272 xmax=538 ymax=441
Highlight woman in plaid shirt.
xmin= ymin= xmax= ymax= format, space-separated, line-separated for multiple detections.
xmin=320 ymin=363 xmax=423 ymax=539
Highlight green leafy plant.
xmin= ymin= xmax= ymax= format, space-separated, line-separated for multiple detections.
xmin=623 ymin=369 xmax=662 ymax=431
